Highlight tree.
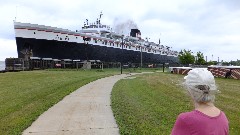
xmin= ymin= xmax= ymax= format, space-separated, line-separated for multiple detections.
xmin=236 ymin=59 xmax=240 ymax=66
xmin=178 ymin=49 xmax=195 ymax=65
xmin=222 ymin=61 xmax=229 ymax=66
xmin=195 ymin=51 xmax=206 ymax=65
xmin=207 ymin=61 xmax=217 ymax=65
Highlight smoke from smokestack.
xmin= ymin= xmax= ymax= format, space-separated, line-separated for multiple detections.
xmin=113 ymin=18 xmax=138 ymax=36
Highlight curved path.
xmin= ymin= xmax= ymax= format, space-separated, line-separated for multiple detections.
xmin=23 ymin=74 xmax=133 ymax=135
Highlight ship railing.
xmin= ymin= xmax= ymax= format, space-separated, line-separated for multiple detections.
xmin=15 ymin=22 xmax=71 ymax=34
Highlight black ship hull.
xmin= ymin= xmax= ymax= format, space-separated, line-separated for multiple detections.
xmin=16 ymin=37 xmax=178 ymax=64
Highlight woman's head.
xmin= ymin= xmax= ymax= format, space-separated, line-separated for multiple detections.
xmin=184 ymin=68 xmax=218 ymax=103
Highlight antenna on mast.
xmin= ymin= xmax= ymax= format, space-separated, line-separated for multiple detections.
xmin=99 ymin=11 xmax=103 ymax=24
xmin=14 ymin=6 xmax=18 ymax=22
xmin=99 ymin=11 xmax=103 ymax=19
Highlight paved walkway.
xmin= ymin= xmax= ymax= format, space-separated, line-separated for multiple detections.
xmin=23 ymin=74 xmax=133 ymax=135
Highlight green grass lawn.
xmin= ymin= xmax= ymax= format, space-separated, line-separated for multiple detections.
xmin=0 ymin=68 xmax=162 ymax=135
xmin=0 ymin=69 xmax=121 ymax=135
xmin=111 ymin=73 xmax=240 ymax=135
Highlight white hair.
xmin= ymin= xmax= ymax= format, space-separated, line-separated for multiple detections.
xmin=184 ymin=68 xmax=219 ymax=103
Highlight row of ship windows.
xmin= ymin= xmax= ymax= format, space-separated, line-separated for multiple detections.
xmin=34 ymin=32 xmax=76 ymax=40
xmin=33 ymin=31 xmax=164 ymax=53
xmin=94 ymin=40 xmax=158 ymax=52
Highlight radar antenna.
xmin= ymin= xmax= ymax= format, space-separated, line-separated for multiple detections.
xmin=86 ymin=19 xmax=88 ymax=25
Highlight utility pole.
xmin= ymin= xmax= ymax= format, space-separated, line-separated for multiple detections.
xmin=121 ymin=35 xmax=124 ymax=74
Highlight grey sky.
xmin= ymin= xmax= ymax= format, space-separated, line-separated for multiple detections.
xmin=0 ymin=0 xmax=239 ymax=61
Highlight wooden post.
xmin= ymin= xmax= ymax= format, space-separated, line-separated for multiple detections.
xmin=163 ymin=63 xmax=165 ymax=72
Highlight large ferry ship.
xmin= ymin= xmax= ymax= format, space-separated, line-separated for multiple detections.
xmin=14 ymin=13 xmax=179 ymax=64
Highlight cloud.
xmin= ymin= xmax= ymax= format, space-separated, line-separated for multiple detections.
xmin=0 ymin=39 xmax=18 ymax=60
xmin=0 ymin=0 xmax=239 ymax=62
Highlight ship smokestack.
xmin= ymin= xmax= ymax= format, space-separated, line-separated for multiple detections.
xmin=130 ymin=29 xmax=141 ymax=39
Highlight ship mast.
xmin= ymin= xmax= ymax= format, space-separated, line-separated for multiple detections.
xmin=14 ymin=6 xmax=18 ymax=22
xmin=99 ymin=11 xmax=103 ymax=24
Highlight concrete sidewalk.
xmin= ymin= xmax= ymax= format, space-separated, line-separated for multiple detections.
xmin=23 ymin=74 xmax=132 ymax=135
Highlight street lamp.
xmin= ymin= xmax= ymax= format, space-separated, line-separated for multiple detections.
xmin=195 ymin=56 xmax=197 ymax=64
xmin=121 ymin=35 xmax=124 ymax=74
xmin=140 ymin=46 xmax=142 ymax=69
